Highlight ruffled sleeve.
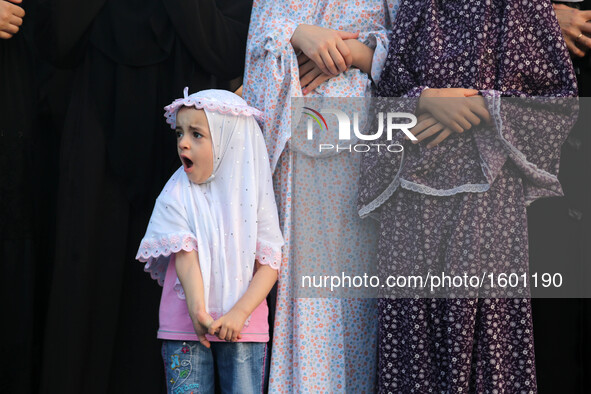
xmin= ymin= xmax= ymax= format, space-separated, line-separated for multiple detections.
xmin=360 ymin=0 xmax=400 ymax=85
xmin=248 ymin=16 xmax=299 ymax=60
xmin=256 ymin=240 xmax=283 ymax=270
xmin=358 ymin=94 xmax=577 ymax=218
xmin=136 ymin=180 xmax=198 ymax=286
xmin=478 ymin=92 xmax=577 ymax=204
xmin=243 ymin=11 xmax=301 ymax=173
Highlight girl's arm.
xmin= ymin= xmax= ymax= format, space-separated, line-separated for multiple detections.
xmin=208 ymin=261 xmax=278 ymax=342
xmin=175 ymin=250 xmax=214 ymax=348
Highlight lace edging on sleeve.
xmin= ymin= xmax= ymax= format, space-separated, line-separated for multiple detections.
xmin=136 ymin=232 xmax=198 ymax=286
xmin=255 ymin=240 xmax=282 ymax=271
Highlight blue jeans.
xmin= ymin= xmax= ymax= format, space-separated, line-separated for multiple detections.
xmin=162 ymin=340 xmax=267 ymax=394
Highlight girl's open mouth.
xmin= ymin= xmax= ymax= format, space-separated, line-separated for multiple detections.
xmin=181 ymin=156 xmax=194 ymax=171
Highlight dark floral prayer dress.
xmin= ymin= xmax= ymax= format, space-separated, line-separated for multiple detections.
xmin=358 ymin=1 xmax=577 ymax=393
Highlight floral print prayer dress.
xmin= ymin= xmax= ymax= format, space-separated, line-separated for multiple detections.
xmin=244 ymin=0 xmax=399 ymax=392
xmin=358 ymin=1 xmax=577 ymax=393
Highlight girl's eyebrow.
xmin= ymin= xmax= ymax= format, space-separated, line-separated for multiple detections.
xmin=189 ymin=125 xmax=210 ymax=136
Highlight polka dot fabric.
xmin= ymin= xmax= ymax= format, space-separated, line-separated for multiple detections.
xmin=244 ymin=1 xmax=399 ymax=392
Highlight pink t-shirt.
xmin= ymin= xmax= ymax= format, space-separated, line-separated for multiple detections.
xmin=157 ymin=255 xmax=269 ymax=342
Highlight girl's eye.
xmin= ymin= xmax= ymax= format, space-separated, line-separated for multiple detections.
xmin=175 ymin=130 xmax=183 ymax=138
xmin=193 ymin=131 xmax=202 ymax=139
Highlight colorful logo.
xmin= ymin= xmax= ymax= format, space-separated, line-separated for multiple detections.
xmin=302 ymin=107 xmax=328 ymax=133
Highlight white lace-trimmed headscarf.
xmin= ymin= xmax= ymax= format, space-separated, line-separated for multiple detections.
xmin=136 ymin=88 xmax=283 ymax=319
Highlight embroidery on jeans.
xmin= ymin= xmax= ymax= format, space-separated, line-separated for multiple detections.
xmin=171 ymin=354 xmax=181 ymax=370
xmin=171 ymin=344 xmax=195 ymax=392
xmin=174 ymin=383 xmax=199 ymax=394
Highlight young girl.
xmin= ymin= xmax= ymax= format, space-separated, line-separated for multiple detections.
xmin=136 ymin=88 xmax=284 ymax=393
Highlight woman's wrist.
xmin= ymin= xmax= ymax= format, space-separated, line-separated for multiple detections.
xmin=290 ymin=24 xmax=307 ymax=51
xmin=345 ymin=39 xmax=373 ymax=74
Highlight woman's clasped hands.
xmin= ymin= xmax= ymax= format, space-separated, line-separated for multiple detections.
xmin=291 ymin=24 xmax=374 ymax=95
xmin=410 ymin=88 xmax=492 ymax=148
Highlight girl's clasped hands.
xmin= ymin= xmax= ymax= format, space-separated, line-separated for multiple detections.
xmin=191 ymin=307 xmax=247 ymax=347
xmin=186 ymin=258 xmax=274 ymax=347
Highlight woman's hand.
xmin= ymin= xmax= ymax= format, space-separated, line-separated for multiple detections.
xmin=406 ymin=113 xmax=452 ymax=148
xmin=418 ymin=88 xmax=490 ymax=132
xmin=297 ymin=39 xmax=375 ymax=95
xmin=0 ymin=0 xmax=24 ymax=40
xmin=298 ymin=53 xmax=332 ymax=95
xmin=208 ymin=309 xmax=248 ymax=342
xmin=291 ymin=24 xmax=359 ymax=76
xmin=553 ymin=3 xmax=591 ymax=58
xmin=415 ymin=88 xmax=491 ymax=148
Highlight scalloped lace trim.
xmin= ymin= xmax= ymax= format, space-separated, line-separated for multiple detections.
xmin=359 ymin=93 xmax=565 ymax=218
xmin=255 ymin=241 xmax=282 ymax=270
xmin=487 ymin=92 xmax=559 ymax=185
xmin=478 ymin=149 xmax=495 ymax=184
xmin=400 ymin=179 xmax=490 ymax=196
xmin=358 ymin=149 xmax=406 ymax=218
xmin=358 ymin=176 xmax=491 ymax=219
xmin=136 ymin=233 xmax=198 ymax=286
xmin=164 ymin=87 xmax=263 ymax=128
xmin=142 ymin=258 xmax=168 ymax=287
xmin=137 ymin=233 xmax=198 ymax=261
xmin=359 ymin=176 xmax=400 ymax=219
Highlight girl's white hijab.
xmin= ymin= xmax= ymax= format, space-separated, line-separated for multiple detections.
xmin=137 ymin=89 xmax=283 ymax=319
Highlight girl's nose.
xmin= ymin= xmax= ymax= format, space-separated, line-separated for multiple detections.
xmin=179 ymin=134 xmax=190 ymax=149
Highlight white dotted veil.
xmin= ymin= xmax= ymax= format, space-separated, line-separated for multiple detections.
xmin=137 ymin=89 xmax=284 ymax=319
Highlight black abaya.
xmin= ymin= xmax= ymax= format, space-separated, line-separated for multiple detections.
xmin=0 ymin=2 xmax=61 ymax=392
xmin=1 ymin=23 xmax=37 ymax=394
xmin=36 ymin=2 xmax=253 ymax=393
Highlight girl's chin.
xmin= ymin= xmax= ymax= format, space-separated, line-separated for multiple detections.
xmin=187 ymin=172 xmax=212 ymax=185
